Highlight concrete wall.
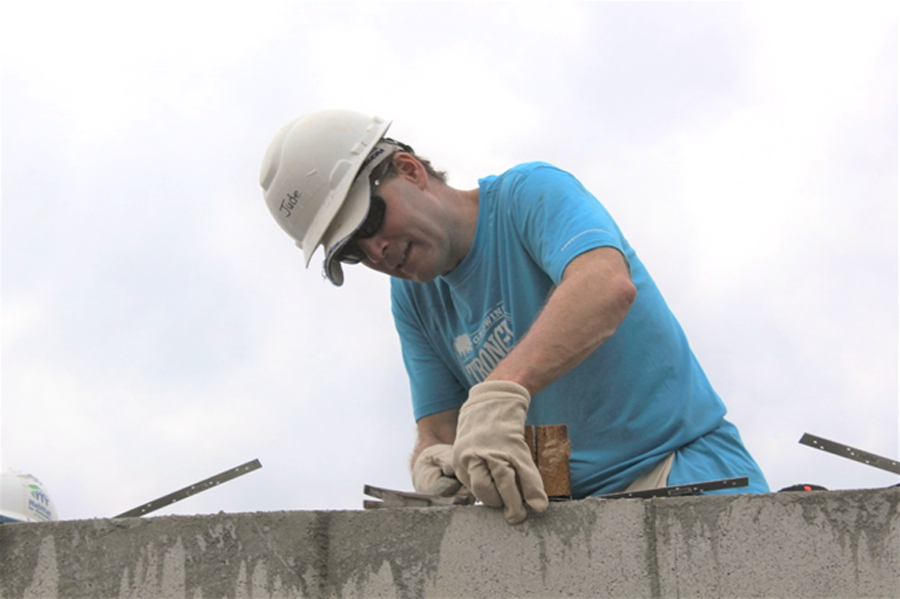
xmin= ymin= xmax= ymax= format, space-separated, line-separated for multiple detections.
xmin=1 ymin=487 xmax=897 ymax=599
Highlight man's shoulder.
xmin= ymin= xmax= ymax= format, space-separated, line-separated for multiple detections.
xmin=492 ymin=161 xmax=565 ymax=180
xmin=481 ymin=162 xmax=578 ymax=193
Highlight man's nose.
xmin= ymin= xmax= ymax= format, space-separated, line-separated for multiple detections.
xmin=357 ymin=236 xmax=387 ymax=264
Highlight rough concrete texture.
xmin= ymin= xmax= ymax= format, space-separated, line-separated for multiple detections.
xmin=1 ymin=487 xmax=897 ymax=599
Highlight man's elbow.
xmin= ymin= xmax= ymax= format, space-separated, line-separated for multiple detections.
xmin=619 ymin=276 xmax=637 ymax=312
xmin=603 ymin=276 xmax=636 ymax=338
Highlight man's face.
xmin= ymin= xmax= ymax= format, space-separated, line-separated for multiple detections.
xmin=353 ymin=168 xmax=458 ymax=283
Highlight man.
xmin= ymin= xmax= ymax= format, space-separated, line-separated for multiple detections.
xmin=260 ymin=109 xmax=769 ymax=524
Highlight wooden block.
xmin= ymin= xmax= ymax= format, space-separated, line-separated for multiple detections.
xmin=525 ymin=424 xmax=571 ymax=499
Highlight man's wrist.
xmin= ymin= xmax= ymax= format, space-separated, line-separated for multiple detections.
xmin=468 ymin=380 xmax=531 ymax=406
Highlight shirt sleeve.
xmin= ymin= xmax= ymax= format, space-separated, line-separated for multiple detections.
xmin=507 ymin=164 xmax=628 ymax=284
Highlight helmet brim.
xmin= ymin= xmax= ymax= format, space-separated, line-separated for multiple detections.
xmin=321 ymin=141 xmax=398 ymax=286
xmin=322 ymin=174 xmax=371 ymax=286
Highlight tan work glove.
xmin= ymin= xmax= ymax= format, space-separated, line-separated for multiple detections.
xmin=453 ymin=381 xmax=549 ymax=524
xmin=412 ymin=443 xmax=466 ymax=496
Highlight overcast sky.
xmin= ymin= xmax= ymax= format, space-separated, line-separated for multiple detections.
xmin=2 ymin=2 xmax=897 ymax=521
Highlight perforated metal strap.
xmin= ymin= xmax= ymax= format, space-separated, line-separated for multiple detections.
xmin=799 ymin=433 xmax=900 ymax=475
xmin=599 ymin=476 xmax=749 ymax=499
xmin=114 ymin=459 xmax=262 ymax=518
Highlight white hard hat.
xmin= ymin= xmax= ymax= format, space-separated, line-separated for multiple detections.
xmin=259 ymin=109 xmax=395 ymax=286
xmin=0 ymin=468 xmax=58 ymax=523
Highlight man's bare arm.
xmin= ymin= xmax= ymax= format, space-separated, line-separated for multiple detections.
xmin=487 ymin=246 xmax=637 ymax=396
xmin=408 ymin=246 xmax=634 ymax=472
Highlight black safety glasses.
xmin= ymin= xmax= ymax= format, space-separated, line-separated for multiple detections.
xmin=335 ymin=193 xmax=387 ymax=264
xmin=335 ymin=142 xmax=407 ymax=264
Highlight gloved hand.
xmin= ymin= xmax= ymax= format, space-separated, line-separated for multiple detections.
xmin=412 ymin=443 xmax=466 ymax=496
xmin=453 ymin=381 xmax=549 ymax=524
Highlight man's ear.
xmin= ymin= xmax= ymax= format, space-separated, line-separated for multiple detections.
xmin=393 ymin=153 xmax=427 ymax=187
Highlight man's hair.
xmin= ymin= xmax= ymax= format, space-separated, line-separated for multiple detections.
xmin=378 ymin=138 xmax=448 ymax=184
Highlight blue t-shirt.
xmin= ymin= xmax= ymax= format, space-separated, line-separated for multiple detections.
xmin=391 ymin=162 xmax=767 ymax=496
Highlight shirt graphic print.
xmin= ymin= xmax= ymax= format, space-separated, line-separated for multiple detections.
xmin=454 ymin=302 xmax=514 ymax=385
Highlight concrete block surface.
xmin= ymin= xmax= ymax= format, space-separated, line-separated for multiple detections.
xmin=1 ymin=487 xmax=897 ymax=598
